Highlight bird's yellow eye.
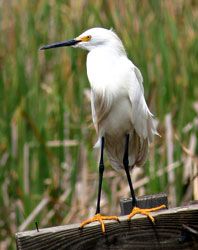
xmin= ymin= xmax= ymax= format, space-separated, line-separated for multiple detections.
xmin=81 ymin=35 xmax=92 ymax=42
xmin=86 ymin=35 xmax=91 ymax=40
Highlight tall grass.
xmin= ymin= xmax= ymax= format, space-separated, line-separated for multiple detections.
xmin=0 ymin=1 xmax=197 ymax=248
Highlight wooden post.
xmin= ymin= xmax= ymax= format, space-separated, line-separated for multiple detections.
xmin=16 ymin=203 xmax=198 ymax=250
xmin=120 ymin=192 xmax=168 ymax=215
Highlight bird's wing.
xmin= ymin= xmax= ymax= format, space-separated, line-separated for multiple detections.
xmin=128 ymin=64 xmax=158 ymax=143
xmin=90 ymin=90 xmax=97 ymax=130
xmin=91 ymin=88 xmax=113 ymax=134
xmin=91 ymin=88 xmax=113 ymax=148
xmin=134 ymin=66 xmax=144 ymax=93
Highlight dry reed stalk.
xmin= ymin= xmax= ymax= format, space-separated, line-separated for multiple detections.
xmin=64 ymin=112 xmax=70 ymax=159
xmin=11 ymin=120 xmax=18 ymax=159
xmin=77 ymin=145 xmax=88 ymax=217
xmin=110 ymin=177 xmax=120 ymax=214
xmin=165 ymin=114 xmax=176 ymax=207
xmin=0 ymin=239 xmax=11 ymax=250
xmin=45 ymin=140 xmax=79 ymax=147
xmin=193 ymin=160 xmax=198 ymax=200
xmin=2 ymin=178 xmax=9 ymax=207
xmin=193 ymin=164 xmax=198 ymax=200
xmin=0 ymin=152 xmax=9 ymax=166
xmin=183 ymin=134 xmax=197 ymax=184
xmin=183 ymin=117 xmax=198 ymax=133
xmin=149 ymin=142 xmax=155 ymax=178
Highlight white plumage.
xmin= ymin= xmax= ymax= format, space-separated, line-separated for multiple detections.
xmin=40 ymin=27 xmax=164 ymax=231
xmin=40 ymin=27 xmax=158 ymax=170
xmin=73 ymin=28 xmax=158 ymax=170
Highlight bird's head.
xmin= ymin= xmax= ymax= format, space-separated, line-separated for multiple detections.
xmin=40 ymin=27 xmax=125 ymax=54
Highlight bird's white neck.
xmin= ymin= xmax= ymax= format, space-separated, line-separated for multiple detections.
xmin=86 ymin=47 xmax=128 ymax=93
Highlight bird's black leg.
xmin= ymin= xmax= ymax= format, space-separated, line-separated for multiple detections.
xmin=95 ymin=137 xmax=105 ymax=214
xmin=123 ymin=134 xmax=137 ymax=207
xmin=123 ymin=134 xmax=166 ymax=223
xmin=80 ymin=136 xmax=119 ymax=233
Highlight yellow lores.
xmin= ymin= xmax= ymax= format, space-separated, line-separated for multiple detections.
xmin=78 ymin=35 xmax=92 ymax=42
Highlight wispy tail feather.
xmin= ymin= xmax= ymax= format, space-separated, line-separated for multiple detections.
xmin=104 ymin=131 xmax=148 ymax=171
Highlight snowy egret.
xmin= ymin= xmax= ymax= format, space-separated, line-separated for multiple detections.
xmin=40 ymin=27 xmax=165 ymax=233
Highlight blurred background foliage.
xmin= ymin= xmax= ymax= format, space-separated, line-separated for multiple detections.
xmin=0 ymin=0 xmax=197 ymax=248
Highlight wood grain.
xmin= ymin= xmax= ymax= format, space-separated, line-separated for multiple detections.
xmin=16 ymin=204 xmax=198 ymax=250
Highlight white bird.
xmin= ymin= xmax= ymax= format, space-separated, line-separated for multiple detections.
xmin=40 ymin=27 xmax=165 ymax=233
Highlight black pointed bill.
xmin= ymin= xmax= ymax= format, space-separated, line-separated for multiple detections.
xmin=39 ymin=39 xmax=80 ymax=50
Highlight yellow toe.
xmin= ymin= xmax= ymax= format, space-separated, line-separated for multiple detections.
xmin=80 ymin=213 xmax=119 ymax=233
xmin=127 ymin=204 xmax=166 ymax=223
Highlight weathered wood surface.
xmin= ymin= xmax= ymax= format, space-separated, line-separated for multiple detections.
xmin=16 ymin=204 xmax=198 ymax=250
xmin=120 ymin=192 xmax=168 ymax=215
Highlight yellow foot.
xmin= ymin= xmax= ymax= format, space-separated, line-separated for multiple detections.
xmin=79 ymin=213 xmax=119 ymax=233
xmin=127 ymin=204 xmax=166 ymax=223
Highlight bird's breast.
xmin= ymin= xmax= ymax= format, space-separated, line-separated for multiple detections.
xmin=86 ymin=49 xmax=128 ymax=93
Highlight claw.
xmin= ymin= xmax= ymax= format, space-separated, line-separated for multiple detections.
xmin=79 ymin=213 xmax=119 ymax=233
xmin=127 ymin=204 xmax=166 ymax=223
